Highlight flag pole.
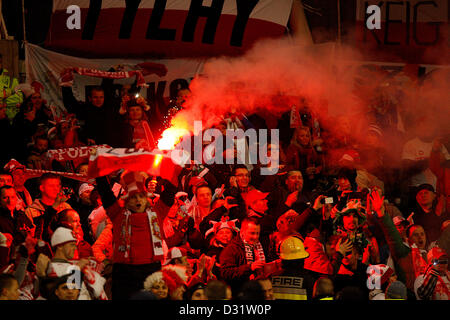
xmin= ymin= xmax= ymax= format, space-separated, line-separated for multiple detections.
xmin=21 ymin=0 xmax=27 ymax=42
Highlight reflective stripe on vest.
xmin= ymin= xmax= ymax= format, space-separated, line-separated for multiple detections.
xmin=272 ymin=275 xmax=307 ymax=300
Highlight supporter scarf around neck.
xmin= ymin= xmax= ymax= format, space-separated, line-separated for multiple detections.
xmin=434 ymin=272 xmax=450 ymax=299
xmin=410 ymin=244 xmax=428 ymax=278
xmin=243 ymin=239 xmax=265 ymax=264
xmin=121 ymin=208 xmax=164 ymax=261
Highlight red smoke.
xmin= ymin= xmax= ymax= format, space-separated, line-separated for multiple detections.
xmin=165 ymin=36 xmax=449 ymax=159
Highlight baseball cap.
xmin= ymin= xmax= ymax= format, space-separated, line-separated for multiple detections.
xmin=50 ymin=227 xmax=77 ymax=247
xmin=78 ymin=183 xmax=94 ymax=197
xmin=415 ymin=183 xmax=435 ymax=196
xmin=245 ymin=189 xmax=269 ymax=209
xmin=163 ymin=247 xmax=187 ymax=266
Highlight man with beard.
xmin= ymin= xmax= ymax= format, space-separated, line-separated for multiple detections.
xmin=270 ymin=170 xmax=311 ymax=220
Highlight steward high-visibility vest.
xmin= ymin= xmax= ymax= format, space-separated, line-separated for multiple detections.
xmin=272 ymin=275 xmax=307 ymax=300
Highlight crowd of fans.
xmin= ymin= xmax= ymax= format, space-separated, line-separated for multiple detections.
xmin=0 ymin=55 xmax=449 ymax=301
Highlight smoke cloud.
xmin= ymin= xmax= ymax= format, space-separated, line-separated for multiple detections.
xmin=168 ymin=35 xmax=450 ymax=166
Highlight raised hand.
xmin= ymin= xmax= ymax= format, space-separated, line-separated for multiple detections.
xmin=337 ymin=238 xmax=353 ymax=256
xmin=368 ymin=189 xmax=385 ymax=218
xmin=285 ymin=191 xmax=299 ymax=207
xmin=312 ymin=195 xmax=326 ymax=211
xmin=224 ymin=196 xmax=238 ymax=210
xmin=36 ymin=253 xmax=51 ymax=277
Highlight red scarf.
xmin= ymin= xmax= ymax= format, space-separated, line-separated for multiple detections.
xmin=411 ymin=244 xmax=428 ymax=278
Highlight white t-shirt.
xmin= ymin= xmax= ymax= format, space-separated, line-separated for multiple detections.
xmin=401 ymin=137 xmax=450 ymax=188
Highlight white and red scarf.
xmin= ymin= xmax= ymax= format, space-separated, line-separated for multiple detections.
xmin=243 ymin=239 xmax=266 ymax=264
xmin=60 ymin=67 xmax=147 ymax=88
xmin=411 ymin=244 xmax=428 ymax=278
xmin=121 ymin=208 xmax=164 ymax=261
xmin=46 ymin=145 xmax=111 ymax=162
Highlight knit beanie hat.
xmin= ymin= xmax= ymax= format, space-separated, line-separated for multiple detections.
xmin=385 ymin=281 xmax=407 ymax=300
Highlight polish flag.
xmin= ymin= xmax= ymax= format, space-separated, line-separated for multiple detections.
xmin=88 ymin=148 xmax=183 ymax=187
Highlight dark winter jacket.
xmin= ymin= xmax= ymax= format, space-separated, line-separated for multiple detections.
xmin=219 ymin=235 xmax=268 ymax=293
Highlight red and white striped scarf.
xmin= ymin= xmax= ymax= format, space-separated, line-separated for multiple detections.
xmin=60 ymin=67 xmax=147 ymax=87
xmin=121 ymin=208 xmax=164 ymax=261
xmin=243 ymin=239 xmax=266 ymax=264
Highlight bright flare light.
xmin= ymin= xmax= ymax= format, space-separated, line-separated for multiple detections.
xmin=153 ymin=154 xmax=163 ymax=168
xmin=157 ymin=127 xmax=188 ymax=150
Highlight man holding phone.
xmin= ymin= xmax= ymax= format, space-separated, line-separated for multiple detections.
xmin=414 ymin=246 xmax=450 ymax=300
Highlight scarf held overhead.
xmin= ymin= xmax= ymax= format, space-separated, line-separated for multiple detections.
xmin=60 ymin=67 xmax=148 ymax=87
xmin=88 ymin=147 xmax=183 ymax=186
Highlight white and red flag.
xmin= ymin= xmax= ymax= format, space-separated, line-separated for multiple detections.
xmin=88 ymin=147 xmax=183 ymax=186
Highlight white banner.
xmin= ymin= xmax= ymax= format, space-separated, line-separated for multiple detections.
xmin=25 ymin=42 xmax=206 ymax=116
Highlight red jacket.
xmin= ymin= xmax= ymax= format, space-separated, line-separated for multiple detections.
xmin=106 ymin=202 xmax=165 ymax=265
xmin=303 ymin=236 xmax=344 ymax=276
xmin=303 ymin=236 xmax=332 ymax=275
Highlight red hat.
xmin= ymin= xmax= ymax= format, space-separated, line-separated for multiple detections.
xmin=3 ymin=159 xmax=26 ymax=173
xmin=120 ymin=171 xmax=149 ymax=199
xmin=161 ymin=265 xmax=187 ymax=294
xmin=163 ymin=247 xmax=188 ymax=266
xmin=205 ymin=216 xmax=240 ymax=238
xmin=245 ymin=189 xmax=269 ymax=209
xmin=188 ymin=176 xmax=207 ymax=188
